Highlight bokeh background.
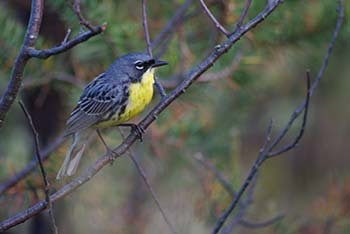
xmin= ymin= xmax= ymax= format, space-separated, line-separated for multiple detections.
xmin=0 ymin=0 xmax=349 ymax=233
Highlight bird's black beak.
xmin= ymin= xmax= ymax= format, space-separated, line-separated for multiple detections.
xmin=152 ymin=59 xmax=168 ymax=68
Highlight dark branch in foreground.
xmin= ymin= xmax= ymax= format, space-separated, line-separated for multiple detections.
xmin=18 ymin=101 xmax=58 ymax=234
xmin=0 ymin=0 xmax=284 ymax=231
xmin=211 ymin=1 xmax=344 ymax=232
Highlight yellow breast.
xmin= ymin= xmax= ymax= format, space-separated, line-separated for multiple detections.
xmin=117 ymin=68 xmax=155 ymax=122
xmin=94 ymin=69 xmax=155 ymax=128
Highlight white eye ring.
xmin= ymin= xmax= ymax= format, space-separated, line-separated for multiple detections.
xmin=134 ymin=60 xmax=144 ymax=70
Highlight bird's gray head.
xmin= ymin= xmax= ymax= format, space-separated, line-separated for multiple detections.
xmin=106 ymin=52 xmax=167 ymax=83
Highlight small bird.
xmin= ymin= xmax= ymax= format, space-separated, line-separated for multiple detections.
xmin=56 ymin=53 xmax=167 ymax=179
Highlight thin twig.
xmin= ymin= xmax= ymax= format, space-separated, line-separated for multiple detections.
xmin=73 ymin=0 xmax=95 ymax=31
xmin=211 ymin=1 xmax=344 ymax=232
xmin=0 ymin=1 xmax=284 ymax=231
xmin=61 ymin=28 xmax=72 ymax=44
xmin=192 ymin=152 xmax=235 ymax=196
xmin=235 ymin=0 xmax=253 ymax=31
xmin=118 ymin=129 xmax=176 ymax=234
xmin=199 ymin=0 xmax=230 ymax=36
xmin=151 ymin=0 xmax=193 ymax=50
xmin=192 ymin=152 xmax=281 ymax=230
xmin=141 ymin=0 xmax=167 ymax=98
xmin=0 ymin=136 xmax=65 ymax=195
xmin=268 ymin=71 xmax=311 ymax=157
xmin=28 ymin=24 xmax=106 ymax=59
xmin=239 ymin=214 xmax=284 ymax=229
xmin=18 ymin=101 xmax=58 ymax=234
xmin=221 ymin=174 xmax=257 ymax=234
xmin=142 ymin=0 xmax=153 ymax=57
xmin=161 ymin=51 xmax=242 ymax=89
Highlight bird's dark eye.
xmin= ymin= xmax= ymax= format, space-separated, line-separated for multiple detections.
xmin=134 ymin=60 xmax=144 ymax=70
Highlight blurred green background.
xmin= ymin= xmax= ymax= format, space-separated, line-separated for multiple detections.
xmin=0 ymin=0 xmax=349 ymax=233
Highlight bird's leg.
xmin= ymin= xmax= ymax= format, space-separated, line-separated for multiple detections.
xmin=154 ymin=76 xmax=167 ymax=99
xmin=117 ymin=123 xmax=145 ymax=142
xmin=96 ymin=129 xmax=119 ymax=160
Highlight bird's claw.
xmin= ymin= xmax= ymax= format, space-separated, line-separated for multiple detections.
xmin=131 ymin=124 xmax=145 ymax=142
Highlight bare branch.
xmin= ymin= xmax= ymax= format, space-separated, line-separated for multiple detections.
xmin=28 ymin=24 xmax=106 ymax=59
xmin=62 ymin=28 xmax=72 ymax=44
xmin=151 ymin=0 xmax=193 ymax=50
xmin=199 ymin=0 xmax=230 ymax=36
xmin=161 ymin=51 xmax=242 ymax=89
xmin=18 ymin=101 xmax=58 ymax=234
xmin=129 ymin=152 xmax=176 ymax=234
xmin=0 ymin=0 xmax=44 ymax=129
xmin=142 ymin=0 xmax=153 ymax=57
xmin=73 ymin=0 xmax=95 ymax=31
xmin=268 ymin=71 xmax=311 ymax=157
xmin=235 ymin=0 xmax=253 ymax=30
xmin=0 ymin=1 xmax=284 ymax=231
xmin=192 ymin=152 xmax=235 ymax=196
xmin=211 ymin=1 xmax=344 ymax=232
xmin=221 ymin=174 xmax=257 ymax=234
xmin=0 ymin=136 xmax=65 ymax=195
xmin=118 ymin=129 xmax=176 ymax=233
xmin=192 ymin=152 xmax=282 ymax=231
xmin=239 ymin=214 xmax=284 ymax=229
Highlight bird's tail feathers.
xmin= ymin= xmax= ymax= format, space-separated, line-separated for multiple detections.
xmin=56 ymin=129 xmax=94 ymax=180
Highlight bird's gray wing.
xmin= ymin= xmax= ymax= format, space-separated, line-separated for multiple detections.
xmin=64 ymin=73 xmax=126 ymax=136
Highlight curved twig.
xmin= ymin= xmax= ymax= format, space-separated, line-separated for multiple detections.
xmin=18 ymin=101 xmax=58 ymax=234
xmin=199 ymin=0 xmax=230 ymax=36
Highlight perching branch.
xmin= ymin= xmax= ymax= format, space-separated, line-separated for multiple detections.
xmin=199 ymin=0 xmax=230 ymax=36
xmin=0 ymin=0 xmax=284 ymax=231
xmin=211 ymin=1 xmax=344 ymax=232
xmin=18 ymin=101 xmax=58 ymax=234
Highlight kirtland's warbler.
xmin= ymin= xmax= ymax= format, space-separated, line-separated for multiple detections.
xmin=56 ymin=53 xmax=167 ymax=179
